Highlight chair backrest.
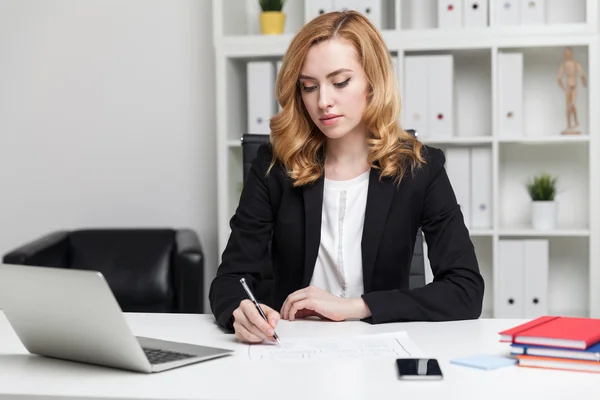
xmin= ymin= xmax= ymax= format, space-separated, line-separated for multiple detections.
xmin=68 ymin=229 xmax=176 ymax=312
xmin=240 ymin=133 xmax=426 ymax=290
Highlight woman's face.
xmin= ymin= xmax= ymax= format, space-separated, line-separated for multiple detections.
xmin=298 ymin=38 xmax=370 ymax=140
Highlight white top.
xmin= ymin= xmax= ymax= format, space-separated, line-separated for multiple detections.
xmin=309 ymin=170 xmax=370 ymax=299
xmin=1 ymin=312 xmax=596 ymax=400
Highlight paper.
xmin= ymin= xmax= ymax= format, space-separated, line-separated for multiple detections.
xmin=450 ymin=354 xmax=517 ymax=370
xmin=247 ymin=331 xmax=424 ymax=361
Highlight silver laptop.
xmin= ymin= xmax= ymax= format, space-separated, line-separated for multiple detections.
xmin=0 ymin=263 xmax=234 ymax=373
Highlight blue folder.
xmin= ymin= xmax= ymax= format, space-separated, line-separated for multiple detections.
xmin=450 ymin=354 xmax=518 ymax=370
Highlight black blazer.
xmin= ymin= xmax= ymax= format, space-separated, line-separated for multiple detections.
xmin=209 ymin=143 xmax=485 ymax=331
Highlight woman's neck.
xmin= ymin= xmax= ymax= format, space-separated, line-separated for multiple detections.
xmin=324 ymin=129 xmax=370 ymax=181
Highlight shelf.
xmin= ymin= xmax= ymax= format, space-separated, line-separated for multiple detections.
xmin=219 ymin=34 xmax=295 ymax=57
xmin=394 ymin=27 xmax=595 ymax=51
xmin=498 ymin=228 xmax=590 ymax=237
xmin=497 ymin=45 xmax=590 ymax=138
xmin=400 ymin=0 xmax=590 ymax=32
xmin=470 ymin=229 xmax=494 ymax=237
xmin=498 ymin=143 xmax=589 ymax=231
xmin=420 ymin=136 xmax=492 ymax=146
xmin=217 ymin=28 xmax=597 ymax=57
xmin=214 ymin=0 xmax=600 ymax=319
xmin=216 ymin=0 xmax=594 ymax=43
xmin=483 ymin=309 xmax=589 ymax=318
xmin=546 ymin=237 xmax=590 ymax=315
xmin=545 ymin=310 xmax=590 ymax=318
xmin=217 ymin=0 xmax=306 ymax=39
xmin=492 ymin=236 xmax=590 ymax=318
xmin=498 ymin=135 xmax=589 ymax=144
xmin=231 ymin=136 xmax=589 ymax=147
xmin=402 ymin=48 xmax=492 ymax=140
xmin=227 ymin=139 xmax=242 ymax=148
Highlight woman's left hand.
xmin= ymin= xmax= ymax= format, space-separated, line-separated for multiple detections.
xmin=280 ymin=286 xmax=370 ymax=321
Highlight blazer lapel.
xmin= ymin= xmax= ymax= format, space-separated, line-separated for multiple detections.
xmin=302 ymin=175 xmax=324 ymax=286
xmin=361 ymin=169 xmax=396 ymax=292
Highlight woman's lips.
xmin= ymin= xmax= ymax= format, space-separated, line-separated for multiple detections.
xmin=320 ymin=115 xmax=342 ymax=126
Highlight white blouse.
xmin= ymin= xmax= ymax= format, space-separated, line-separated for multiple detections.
xmin=309 ymin=170 xmax=370 ymax=299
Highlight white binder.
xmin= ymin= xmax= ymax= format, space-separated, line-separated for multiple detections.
xmin=463 ymin=0 xmax=488 ymax=27
xmin=495 ymin=0 xmax=520 ymax=25
xmin=336 ymin=0 xmax=382 ymax=29
xmin=305 ymin=0 xmax=335 ymax=22
xmin=470 ymin=147 xmax=492 ymax=229
xmin=247 ymin=61 xmax=275 ymax=134
xmin=390 ymin=54 xmax=399 ymax=90
xmin=445 ymin=147 xmax=471 ymax=228
xmin=519 ymin=0 xmax=545 ymax=25
xmin=495 ymin=240 xmax=525 ymax=318
xmin=427 ymin=55 xmax=454 ymax=138
xmin=391 ymin=54 xmax=399 ymax=74
xmin=403 ymin=56 xmax=429 ymax=137
xmin=438 ymin=0 xmax=463 ymax=28
xmin=523 ymin=239 xmax=549 ymax=318
xmin=498 ymin=52 xmax=523 ymax=138
xmin=276 ymin=60 xmax=283 ymax=111
xmin=406 ymin=0 xmax=438 ymax=30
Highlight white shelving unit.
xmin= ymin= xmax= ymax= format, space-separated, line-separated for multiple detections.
xmin=212 ymin=0 xmax=600 ymax=319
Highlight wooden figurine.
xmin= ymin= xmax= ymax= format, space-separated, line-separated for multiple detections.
xmin=557 ymin=46 xmax=587 ymax=135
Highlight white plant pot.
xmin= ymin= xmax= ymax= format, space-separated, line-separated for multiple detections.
xmin=531 ymin=201 xmax=556 ymax=230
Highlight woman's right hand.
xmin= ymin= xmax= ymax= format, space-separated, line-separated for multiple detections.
xmin=232 ymin=299 xmax=280 ymax=344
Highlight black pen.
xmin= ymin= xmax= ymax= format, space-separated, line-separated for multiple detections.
xmin=239 ymin=278 xmax=281 ymax=345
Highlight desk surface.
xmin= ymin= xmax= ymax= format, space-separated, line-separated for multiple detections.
xmin=0 ymin=311 xmax=597 ymax=400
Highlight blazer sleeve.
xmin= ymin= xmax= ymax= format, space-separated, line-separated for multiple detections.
xmin=208 ymin=144 xmax=275 ymax=331
xmin=361 ymin=146 xmax=485 ymax=323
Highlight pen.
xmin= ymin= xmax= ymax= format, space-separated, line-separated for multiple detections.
xmin=239 ymin=278 xmax=281 ymax=345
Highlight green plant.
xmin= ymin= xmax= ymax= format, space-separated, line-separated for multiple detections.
xmin=526 ymin=173 xmax=557 ymax=201
xmin=259 ymin=0 xmax=285 ymax=12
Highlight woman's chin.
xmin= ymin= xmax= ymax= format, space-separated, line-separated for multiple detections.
xmin=320 ymin=127 xmax=350 ymax=140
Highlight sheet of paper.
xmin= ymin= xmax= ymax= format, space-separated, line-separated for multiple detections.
xmin=247 ymin=331 xmax=424 ymax=361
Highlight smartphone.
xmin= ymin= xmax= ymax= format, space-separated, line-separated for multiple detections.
xmin=396 ymin=358 xmax=443 ymax=380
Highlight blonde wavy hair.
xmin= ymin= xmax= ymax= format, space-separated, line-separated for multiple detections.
xmin=269 ymin=10 xmax=425 ymax=187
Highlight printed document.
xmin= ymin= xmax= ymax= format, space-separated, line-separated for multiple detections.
xmin=247 ymin=331 xmax=424 ymax=361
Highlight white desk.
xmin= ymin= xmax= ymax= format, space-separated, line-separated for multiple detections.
xmin=0 ymin=311 xmax=597 ymax=400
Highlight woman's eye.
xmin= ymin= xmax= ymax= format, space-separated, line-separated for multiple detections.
xmin=334 ymin=78 xmax=351 ymax=88
xmin=301 ymin=77 xmax=350 ymax=92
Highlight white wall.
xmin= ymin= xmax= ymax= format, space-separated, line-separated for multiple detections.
xmin=0 ymin=0 xmax=217 ymax=311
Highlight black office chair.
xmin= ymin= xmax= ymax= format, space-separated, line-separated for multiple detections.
xmin=2 ymin=228 xmax=205 ymax=313
xmin=240 ymin=133 xmax=427 ymax=296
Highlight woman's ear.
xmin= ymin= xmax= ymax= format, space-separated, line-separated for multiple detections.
xmin=367 ymin=84 xmax=374 ymax=99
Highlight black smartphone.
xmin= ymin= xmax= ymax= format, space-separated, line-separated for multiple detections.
xmin=396 ymin=358 xmax=443 ymax=380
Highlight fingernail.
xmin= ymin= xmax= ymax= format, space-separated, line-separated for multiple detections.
xmin=267 ymin=329 xmax=274 ymax=335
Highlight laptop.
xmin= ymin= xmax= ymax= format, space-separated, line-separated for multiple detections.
xmin=0 ymin=263 xmax=234 ymax=373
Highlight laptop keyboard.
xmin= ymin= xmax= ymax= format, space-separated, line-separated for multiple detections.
xmin=142 ymin=347 xmax=197 ymax=365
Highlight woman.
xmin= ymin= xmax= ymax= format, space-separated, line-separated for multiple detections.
xmin=209 ymin=10 xmax=484 ymax=344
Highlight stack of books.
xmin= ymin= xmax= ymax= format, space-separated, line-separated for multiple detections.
xmin=498 ymin=315 xmax=600 ymax=373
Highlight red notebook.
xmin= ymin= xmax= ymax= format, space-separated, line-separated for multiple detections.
xmin=517 ymin=355 xmax=600 ymax=374
xmin=499 ymin=316 xmax=600 ymax=350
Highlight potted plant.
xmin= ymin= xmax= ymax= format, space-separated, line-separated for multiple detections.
xmin=526 ymin=173 xmax=558 ymax=230
xmin=259 ymin=0 xmax=286 ymax=35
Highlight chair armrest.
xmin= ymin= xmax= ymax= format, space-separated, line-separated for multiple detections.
xmin=2 ymin=231 xmax=70 ymax=267
xmin=173 ymin=229 xmax=204 ymax=313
